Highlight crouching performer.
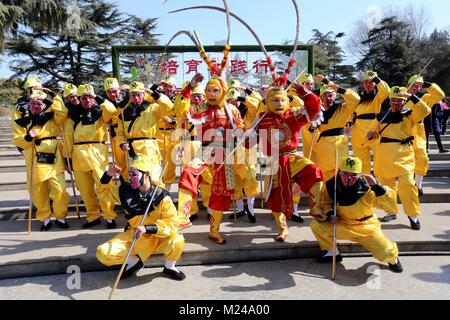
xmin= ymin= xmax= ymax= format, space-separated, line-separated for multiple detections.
xmin=310 ymin=156 xmax=403 ymax=273
xmin=96 ymin=155 xmax=186 ymax=281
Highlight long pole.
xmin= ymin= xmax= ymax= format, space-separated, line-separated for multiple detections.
xmin=60 ymin=125 xmax=81 ymax=219
xmin=332 ymin=147 xmax=339 ymax=280
xmin=28 ymin=141 xmax=35 ymax=235
xmin=108 ymin=162 xmax=169 ymax=300
xmin=308 ymin=128 xmax=317 ymax=159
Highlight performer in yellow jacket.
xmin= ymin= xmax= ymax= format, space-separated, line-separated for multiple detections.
xmin=177 ymin=81 xmax=212 ymax=222
xmin=103 ymin=77 xmax=130 ymax=178
xmin=367 ymin=87 xmax=431 ymax=230
xmin=315 ymin=75 xmax=361 ymax=180
xmin=116 ymin=81 xmax=174 ymax=186
xmin=351 ymin=71 xmax=390 ymax=174
xmin=96 ymin=156 xmax=185 ymax=280
xmin=406 ymin=75 xmax=445 ymax=195
xmin=12 ymin=89 xmax=70 ymax=231
xmin=227 ymin=80 xmax=261 ymax=223
xmin=65 ymin=84 xmax=118 ymax=229
xmin=156 ymin=75 xmax=178 ymax=189
xmin=310 ymin=156 xmax=403 ymax=273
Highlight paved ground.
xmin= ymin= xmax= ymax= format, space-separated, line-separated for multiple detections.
xmin=0 ymin=256 xmax=449 ymax=300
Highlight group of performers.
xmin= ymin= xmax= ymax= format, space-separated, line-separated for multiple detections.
xmin=11 ymin=0 xmax=446 ymax=282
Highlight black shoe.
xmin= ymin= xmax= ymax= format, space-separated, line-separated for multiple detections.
xmin=229 ymin=210 xmax=246 ymax=220
xmin=82 ymin=218 xmax=101 ymax=229
xmin=439 ymin=149 xmax=449 ymax=153
xmin=245 ymin=207 xmax=256 ymax=223
xmin=290 ymin=215 xmax=304 ymax=223
xmin=40 ymin=221 xmax=53 ymax=231
xmin=55 ymin=219 xmax=70 ymax=229
xmin=379 ymin=214 xmax=397 ymax=223
xmin=163 ymin=267 xmax=186 ymax=281
xmin=316 ymin=253 xmax=343 ymax=264
xmin=408 ymin=217 xmax=421 ymax=230
xmin=388 ymin=259 xmax=403 ymax=273
xmin=206 ymin=213 xmax=211 ymax=220
xmin=418 ymin=188 xmax=424 ymax=196
xmin=120 ymin=258 xmax=144 ymax=280
xmin=106 ymin=220 xmax=116 ymax=229
xmin=189 ymin=214 xmax=198 ymax=222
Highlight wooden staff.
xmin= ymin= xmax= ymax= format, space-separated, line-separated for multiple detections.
xmin=60 ymin=125 xmax=81 ymax=219
xmin=332 ymin=147 xmax=339 ymax=280
xmin=28 ymin=140 xmax=35 ymax=235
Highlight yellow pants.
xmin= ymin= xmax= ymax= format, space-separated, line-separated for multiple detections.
xmin=96 ymin=229 xmax=185 ymax=265
xmin=157 ymin=129 xmax=177 ymax=185
xmin=377 ymin=174 xmax=420 ymax=217
xmin=232 ymin=164 xmax=259 ymax=200
xmin=74 ymin=168 xmax=117 ymax=221
xmin=310 ymin=218 xmax=398 ymax=264
xmin=414 ymin=146 xmax=429 ymax=176
xmin=111 ymin=136 xmax=128 ymax=180
xmin=32 ymin=174 xmax=70 ymax=222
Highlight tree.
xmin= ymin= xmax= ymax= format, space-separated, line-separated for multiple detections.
xmin=355 ymin=17 xmax=420 ymax=85
xmin=0 ymin=0 xmax=94 ymax=52
xmin=307 ymin=29 xmax=357 ymax=87
xmin=5 ymin=0 xmax=159 ymax=89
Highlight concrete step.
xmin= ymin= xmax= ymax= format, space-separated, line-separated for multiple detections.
xmin=0 ymin=203 xmax=448 ymax=279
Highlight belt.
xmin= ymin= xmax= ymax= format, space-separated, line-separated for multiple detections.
xmin=159 ymin=127 xmax=175 ymax=131
xmin=128 ymin=137 xmax=156 ymax=142
xmin=318 ymin=128 xmax=344 ymax=141
xmin=357 ymin=215 xmax=373 ymax=222
xmin=356 ymin=113 xmax=377 ymax=120
xmin=74 ymin=141 xmax=106 ymax=145
xmin=380 ymin=137 xmax=414 ymax=145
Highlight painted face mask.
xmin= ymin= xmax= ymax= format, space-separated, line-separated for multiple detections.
xmin=80 ymin=95 xmax=95 ymax=109
xmin=131 ymin=92 xmax=144 ymax=106
xmin=390 ymin=98 xmax=404 ymax=112
xmin=362 ymin=80 xmax=375 ymax=94
xmin=322 ymin=92 xmax=336 ymax=109
xmin=106 ymin=88 xmax=121 ymax=102
xmin=340 ymin=172 xmax=359 ymax=187
xmin=68 ymin=94 xmax=80 ymax=105
xmin=191 ymin=94 xmax=204 ymax=106
xmin=128 ymin=167 xmax=145 ymax=189
xmin=163 ymin=84 xmax=176 ymax=98
xmin=267 ymin=88 xmax=289 ymax=115
xmin=409 ymin=83 xmax=422 ymax=95
xmin=29 ymin=99 xmax=45 ymax=115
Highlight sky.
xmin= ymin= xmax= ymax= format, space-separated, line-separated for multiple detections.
xmin=1 ymin=0 xmax=449 ymax=78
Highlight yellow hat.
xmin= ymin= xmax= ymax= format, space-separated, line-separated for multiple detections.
xmin=226 ymin=88 xmax=240 ymax=101
xmin=130 ymin=155 xmax=152 ymax=172
xmin=160 ymin=75 xmax=176 ymax=86
xmin=63 ymin=83 xmax=77 ymax=97
xmin=104 ymin=78 xmax=120 ymax=91
xmin=320 ymin=85 xmax=335 ymax=96
xmin=29 ymin=90 xmax=47 ymax=100
xmin=228 ymin=79 xmax=241 ymax=89
xmin=407 ymin=75 xmax=424 ymax=87
xmin=192 ymin=84 xmax=204 ymax=95
xmin=299 ymin=73 xmax=314 ymax=85
xmin=77 ymin=84 xmax=95 ymax=97
xmin=130 ymin=81 xmax=145 ymax=93
xmin=361 ymin=70 xmax=378 ymax=81
xmin=389 ymin=86 xmax=408 ymax=100
xmin=339 ymin=156 xmax=362 ymax=174
xmin=24 ymin=77 xmax=42 ymax=89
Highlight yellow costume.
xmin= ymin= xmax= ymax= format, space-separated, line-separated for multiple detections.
xmin=310 ymin=156 xmax=400 ymax=267
xmin=369 ymin=87 xmax=431 ymax=227
xmin=64 ymin=84 xmax=118 ymax=226
xmin=316 ymin=83 xmax=360 ymax=180
xmin=12 ymin=90 xmax=70 ymax=227
xmin=351 ymin=71 xmax=390 ymax=174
